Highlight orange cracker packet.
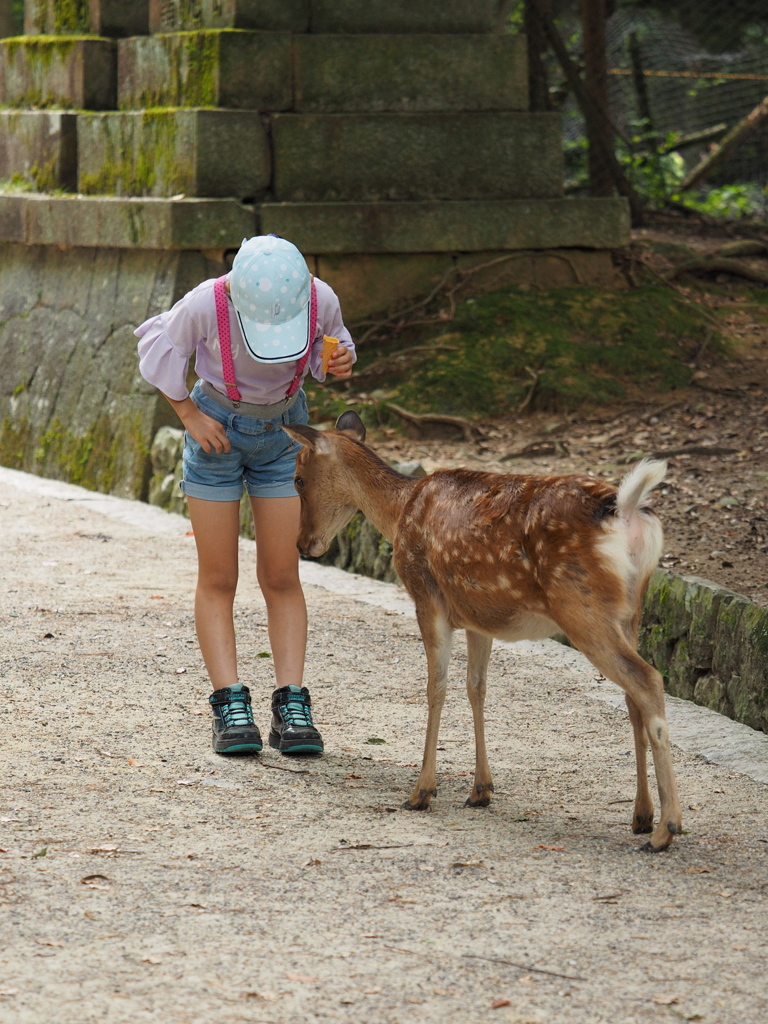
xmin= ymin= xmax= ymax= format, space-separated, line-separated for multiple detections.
xmin=321 ymin=335 xmax=340 ymax=374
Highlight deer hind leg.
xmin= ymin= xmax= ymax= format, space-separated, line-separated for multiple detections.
xmin=564 ymin=621 xmax=682 ymax=851
xmin=405 ymin=603 xmax=453 ymax=811
xmin=625 ymin=694 xmax=654 ymax=834
xmin=465 ymin=629 xmax=494 ymax=808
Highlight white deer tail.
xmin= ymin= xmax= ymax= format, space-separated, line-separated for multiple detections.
xmin=617 ymin=458 xmax=667 ymax=518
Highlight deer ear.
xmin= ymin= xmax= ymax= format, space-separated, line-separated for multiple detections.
xmin=335 ymin=410 xmax=366 ymax=443
xmin=282 ymin=424 xmax=331 ymax=454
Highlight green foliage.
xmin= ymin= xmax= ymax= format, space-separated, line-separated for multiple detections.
xmin=306 ymin=285 xmax=727 ymax=423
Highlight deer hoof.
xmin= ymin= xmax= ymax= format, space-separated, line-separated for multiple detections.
xmin=632 ymin=814 xmax=654 ymax=835
xmin=403 ymin=788 xmax=436 ymax=811
xmin=464 ymin=795 xmax=491 ymax=808
xmin=640 ymin=822 xmax=678 ymax=853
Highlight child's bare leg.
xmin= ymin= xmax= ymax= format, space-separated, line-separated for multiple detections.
xmin=250 ymin=495 xmax=307 ymax=688
xmin=187 ymin=496 xmax=241 ymax=690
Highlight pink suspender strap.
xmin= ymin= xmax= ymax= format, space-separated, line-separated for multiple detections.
xmin=285 ymin=279 xmax=317 ymax=399
xmin=214 ymin=275 xmax=317 ymax=406
xmin=213 ymin=275 xmax=242 ymax=403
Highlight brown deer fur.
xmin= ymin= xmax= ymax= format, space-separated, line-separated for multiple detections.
xmin=283 ymin=412 xmax=683 ymax=852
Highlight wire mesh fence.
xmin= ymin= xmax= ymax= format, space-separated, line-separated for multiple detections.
xmin=519 ymin=0 xmax=768 ymax=222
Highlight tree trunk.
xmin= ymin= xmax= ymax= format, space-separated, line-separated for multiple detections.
xmin=581 ymin=0 xmax=613 ymax=197
xmin=525 ymin=0 xmax=551 ymax=112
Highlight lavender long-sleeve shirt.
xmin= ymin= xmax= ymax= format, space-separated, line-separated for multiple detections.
xmin=135 ymin=274 xmax=355 ymax=406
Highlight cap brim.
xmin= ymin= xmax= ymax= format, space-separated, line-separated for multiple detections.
xmin=236 ymin=304 xmax=310 ymax=364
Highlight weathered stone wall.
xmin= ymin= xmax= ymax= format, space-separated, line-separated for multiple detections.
xmin=0 ymin=242 xmax=226 ymax=498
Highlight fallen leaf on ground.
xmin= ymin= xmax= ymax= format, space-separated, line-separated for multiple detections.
xmin=0 ymin=989 xmax=19 ymax=996
xmin=492 ymin=998 xmax=512 ymax=1009
xmin=89 ymin=845 xmax=119 ymax=853
xmin=32 ymin=847 xmax=47 ymax=858
xmin=142 ymin=956 xmax=162 ymax=964
xmin=126 ymin=758 xmax=142 ymax=767
xmin=653 ymin=994 xmax=680 ymax=1005
xmin=684 ymin=866 xmax=711 ymax=874
xmin=81 ymin=874 xmax=110 ymax=889
xmin=35 ymin=940 xmax=64 ymax=948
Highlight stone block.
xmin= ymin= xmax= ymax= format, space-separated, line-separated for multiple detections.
xmin=310 ymin=0 xmax=505 ymax=34
xmin=0 ymin=110 xmax=77 ymax=191
xmin=312 ymin=250 xmax=624 ymax=321
xmin=0 ymin=36 xmax=116 ymax=109
xmin=149 ymin=0 xmax=309 ymax=32
xmin=77 ymin=109 xmax=270 ymax=199
xmin=314 ymin=252 xmax=454 ymax=321
xmin=259 ymin=198 xmax=629 ymax=254
xmin=0 ymin=193 xmax=255 ymax=248
xmin=271 ymin=113 xmax=563 ymax=202
xmin=0 ymin=194 xmax=24 ymax=241
xmin=117 ymin=30 xmax=291 ymax=111
xmin=90 ymin=0 xmax=151 ymax=37
xmin=293 ymin=34 xmax=527 ymax=113
xmin=25 ymin=0 xmax=90 ymax=35
xmin=730 ymin=602 xmax=768 ymax=731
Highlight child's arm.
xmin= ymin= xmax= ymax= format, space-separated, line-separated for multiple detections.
xmin=163 ymin=394 xmax=231 ymax=454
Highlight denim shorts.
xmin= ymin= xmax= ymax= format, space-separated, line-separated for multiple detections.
xmin=181 ymin=380 xmax=308 ymax=502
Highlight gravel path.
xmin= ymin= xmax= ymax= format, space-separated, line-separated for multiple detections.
xmin=1 ymin=467 xmax=767 ymax=1024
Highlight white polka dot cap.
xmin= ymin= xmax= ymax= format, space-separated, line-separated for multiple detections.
xmin=229 ymin=236 xmax=311 ymax=363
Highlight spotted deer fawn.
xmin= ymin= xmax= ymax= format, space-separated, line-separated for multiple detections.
xmin=284 ymin=412 xmax=682 ymax=851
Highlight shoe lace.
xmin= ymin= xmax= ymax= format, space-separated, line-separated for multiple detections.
xmin=221 ymin=697 xmax=255 ymax=728
xmin=281 ymin=696 xmax=314 ymax=728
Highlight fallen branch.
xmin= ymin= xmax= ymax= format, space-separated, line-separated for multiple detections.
xmin=386 ymin=403 xmax=478 ymax=442
xmin=382 ymin=945 xmax=586 ymax=982
xmin=681 ymin=94 xmax=768 ymax=191
xmin=259 ymin=762 xmax=311 ymax=774
xmin=667 ymin=257 xmax=768 ymax=287
xmin=649 ymin=445 xmax=738 ymax=458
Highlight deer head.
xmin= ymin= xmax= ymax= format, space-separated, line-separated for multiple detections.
xmin=282 ymin=411 xmax=370 ymax=558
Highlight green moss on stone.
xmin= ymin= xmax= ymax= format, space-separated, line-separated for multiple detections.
xmin=52 ymin=0 xmax=90 ymax=33
xmin=32 ymin=411 xmax=149 ymax=496
xmin=79 ymin=111 xmax=193 ymax=198
xmin=0 ymin=415 xmax=30 ymax=468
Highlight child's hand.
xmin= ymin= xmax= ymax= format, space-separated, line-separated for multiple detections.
xmin=327 ymin=344 xmax=353 ymax=379
xmin=183 ymin=405 xmax=231 ymax=454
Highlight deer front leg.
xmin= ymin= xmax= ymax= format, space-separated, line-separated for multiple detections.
xmin=625 ymin=693 xmax=654 ymax=834
xmin=404 ymin=606 xmax=453 ymax=811
xmin=465 ymin=630 xmax=494 ymax=808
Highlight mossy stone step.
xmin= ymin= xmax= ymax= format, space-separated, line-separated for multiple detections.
xmin=311 ymin=0 xmax=506 ymax=34
xmin=149 ymin=0 xmax=310 ymax=33
xmin=77 ymin=109 xmax=270 ymax=199
xmin=25 ymin=0 xmax=150 ymax=37
xmin=259 ymin=198 xmax=630 ymax=254
xmin=117 ymin=30 xmax=291 ymax=111
xmin=0 ymin=35 xmax=116 ymax=109
xmin=0 ymin=193 xmax=255 ymax=248
xmin=0 ymin=110 xmax=77 ymax=191
xmin=271 ymin=113 xmax=563 ymax=203
xmin=149 ymin=0 xmax=505 ymax=34
xmin=293 ymin=33 xmax=527 ymax=113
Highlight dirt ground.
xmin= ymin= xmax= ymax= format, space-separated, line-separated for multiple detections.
xmin=2 ymin=467 xmax=768 ymax=1024
xmin=366 ymin=225 xmax=768 ymax=608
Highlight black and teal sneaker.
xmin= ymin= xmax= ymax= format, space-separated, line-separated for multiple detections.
xmin=268 ymin=685 xmax=324 ymax=755
xmin=209 ymin=684 xmax=263 ymax=755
